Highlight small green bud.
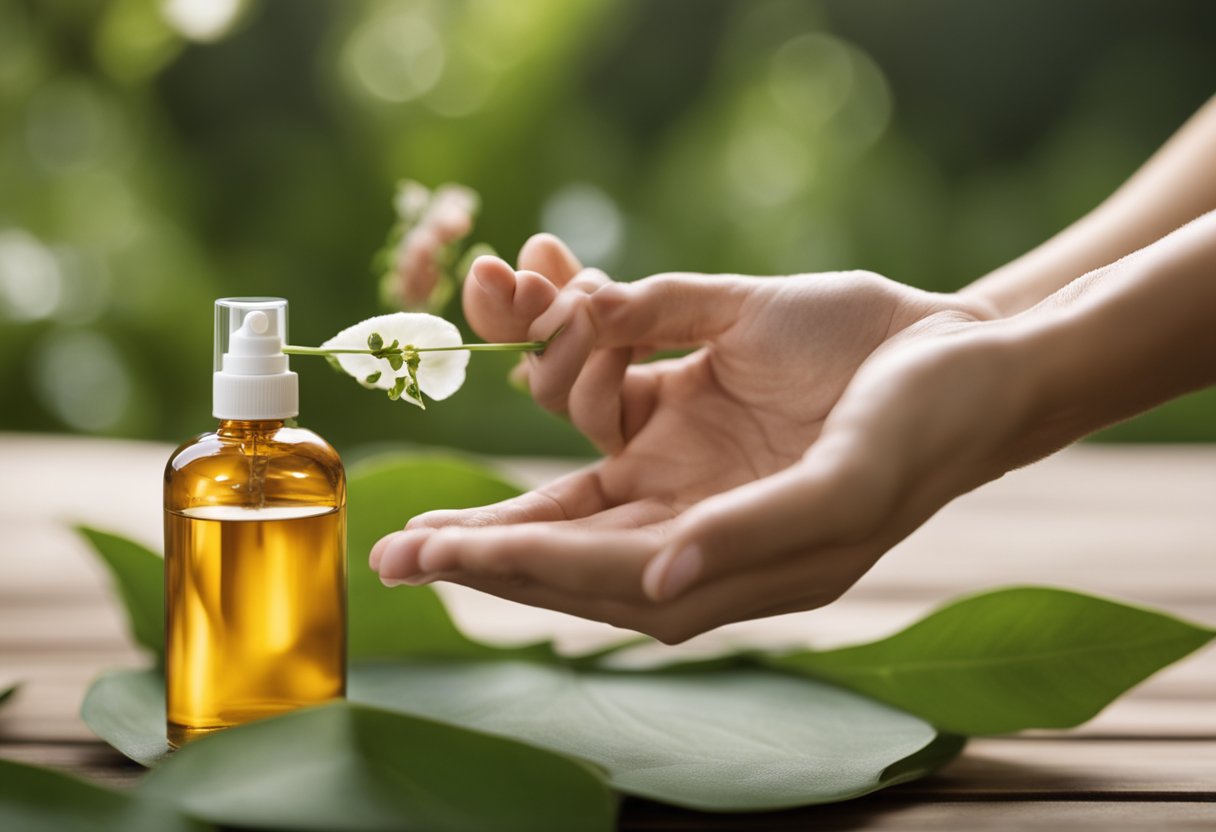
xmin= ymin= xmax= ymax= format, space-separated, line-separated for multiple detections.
xmin=388 ymin=376 xmax=406 ymax=401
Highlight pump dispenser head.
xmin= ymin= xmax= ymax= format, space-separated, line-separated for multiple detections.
xmin=213 ymin=297 xmax=299 ymax=420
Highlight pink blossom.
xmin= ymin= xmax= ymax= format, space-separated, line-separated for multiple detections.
xmin=388 ymin=182 xmax=478 ymax=311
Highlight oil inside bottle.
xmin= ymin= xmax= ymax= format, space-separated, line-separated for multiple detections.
xmin=165 ymin=503 xmax=346 ymax=747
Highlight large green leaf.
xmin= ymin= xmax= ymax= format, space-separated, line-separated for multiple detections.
xmin=344 ymin=454 xmax=554 ymax=661
xmin=81 ymin=669 xmax=172 ymax=766
xmin=0 ymin=758 xmax=208 ymax=832
xmin=81 ymin=664 xmax=955 ymax=811
xmin=76 ymin=526 xmax=164 ymax=661
xmin=761 ymin=586 xmax=1216 ymax=735
xmin=139 ymin=701 xmax=617 ymax=832
xmin=352 ymin=660 xmax=952 ymax=811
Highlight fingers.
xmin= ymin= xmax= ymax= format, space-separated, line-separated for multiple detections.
xmin=380 ymin=528 xmax=874 ymax=644
xmin=463 ymin=256 xmax=560 ymax=343
xmin=368 ymin=465 xmax=610 ymax=572
xmin=523 ymin=269 xmax=612 ymax=412
xmin=373 ymin=497 xmax=675 ymax=597
xmin=565 ymin=347 xmax=632 ymax=453
xmin=405 ymin=525 xmax=661 ymax=600
xmin=589 ymin=273 xmax=753 ymax=349
xmin=517 ymin=233 xmax=582 ymax=287
xmin=414 ymin=464 xmax=609 ymax=529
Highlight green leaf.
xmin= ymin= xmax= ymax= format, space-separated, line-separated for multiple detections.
xmin=403 ymin=360 xmax=424 ymax=409
xmin=139 ymin=701 xmax=616 ymax=832
xmin=364 ymin=370 xmax=381 ymax=385
xmin=761 ymin=586 xmax=1216 ymax=735
xmin=0 ymin=758 xmax=208 ymax=832
xmin=82 ymin=664 xmax=953 ymax=812
xmin=81 ymin=669 xmax=171 ymax=766
xmin=76 ymin=526 xmax=164 ymax=662
xmin=0 ymin=685 xmax=17 ymax=707
xmin=345 ymin=455 xmax=556 ymax=662
xmin=350 ymin=660 xmax=952 ymax=811
xmin=367 ymin=331 xmax=383 ymax=351
xmin=387 ymin=376 xmax=405 ymax=400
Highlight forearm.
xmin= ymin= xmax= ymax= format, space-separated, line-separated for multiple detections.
xmin=1005 ymin=210 xmax=1216 ymax=461
xmin=962 ymin=95 xmax=1216 ymax=317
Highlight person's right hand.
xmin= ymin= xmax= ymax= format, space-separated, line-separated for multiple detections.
xmin=369 ymin=233 xmax=1001 ymax=640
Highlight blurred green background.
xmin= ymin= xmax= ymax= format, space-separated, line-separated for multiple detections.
xmin=2 ymin=0 xmax=1214 ymax=456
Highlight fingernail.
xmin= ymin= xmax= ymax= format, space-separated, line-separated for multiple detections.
xmin=369 ymin=537 xmax=387 ymax=570
xmin=474 ymin=260 xmax=512 ymax=299
xmin=648 ymin=544 xmax=702 ymax=602
xmin=380 ymin=577 xmax=408 ymax=588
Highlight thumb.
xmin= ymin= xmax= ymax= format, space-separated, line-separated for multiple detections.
xmin=589 ymin=273 xmax=753 ymax=349
xmin=641 ymin=454 xmax=878 ymax=602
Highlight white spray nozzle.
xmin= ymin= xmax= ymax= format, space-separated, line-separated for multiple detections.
xmin=213 ymin=297 xmax=299 ymax=420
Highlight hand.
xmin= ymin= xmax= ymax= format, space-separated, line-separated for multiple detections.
xmin=371 ymin=234 xmax=1004 ymax=642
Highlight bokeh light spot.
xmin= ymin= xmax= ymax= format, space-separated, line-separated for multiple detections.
xmin=726 ymin=124 xmax=811 ymax=207
xmin=25 ymin=81 xmax=118 ymax=174
xmin=540 ymin=183 xmax=625 ymax=267
xmin=52 ymin=246 xmax=111 ymax=325
xmin=32 ymin=329 xmax=132 ymax=432
xmin=346 ymin=6 xmax=445 ymax=103
xmin=162 ymin=0 xmax=244 ymax=43
xmin=769 ymin=33 xmax=855 ymax=131
xmin=0 ymin=230 xmax=62 ymax=322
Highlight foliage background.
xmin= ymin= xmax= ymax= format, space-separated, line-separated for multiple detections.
xmin=1 ymin=0 xmax=1214 ymax=456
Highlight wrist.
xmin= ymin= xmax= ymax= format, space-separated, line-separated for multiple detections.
xmin=1003 ymin=214 xmax=1216 ymax=455
xmin=978 ymin=314 xmax=1087 ymax=468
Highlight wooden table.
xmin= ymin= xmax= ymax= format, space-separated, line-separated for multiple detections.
xmin=1 ymin=434 xmax=1213 ymax=829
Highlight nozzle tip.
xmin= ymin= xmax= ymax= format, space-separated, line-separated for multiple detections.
xmin=245 ymin=310 xmax=270 ymax=335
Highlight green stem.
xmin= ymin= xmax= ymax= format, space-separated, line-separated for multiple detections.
xmin=284 ymin=341 xmax=545 ymax=357
xmin=284 ymin=325 xmax=563 ymax=358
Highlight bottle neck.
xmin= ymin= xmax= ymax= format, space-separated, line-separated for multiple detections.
xmin=217 ymin=419 xmax=285 ymax=439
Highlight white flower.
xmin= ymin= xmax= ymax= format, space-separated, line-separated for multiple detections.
xmin=321 ymin=312 xmax=469 ymax=407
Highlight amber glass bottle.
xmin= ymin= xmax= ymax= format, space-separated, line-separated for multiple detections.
xmin=164 ymin=299 xmax=346 ymax=747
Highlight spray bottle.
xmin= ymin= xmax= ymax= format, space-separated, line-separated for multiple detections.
xmin=163 ymin=297 xmax=346 ymax=747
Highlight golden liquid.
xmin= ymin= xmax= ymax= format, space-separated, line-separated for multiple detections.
xmin=164 ymin=420 xmax=346 ymax=747
xmin=165 ymin=505 xmax=346 ymax=746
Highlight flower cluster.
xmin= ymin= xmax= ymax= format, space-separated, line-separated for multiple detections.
xmin=283 ymin=180 xmax=549 ymax=410
xmin=377 ymin=180 xmax=483 ymax=313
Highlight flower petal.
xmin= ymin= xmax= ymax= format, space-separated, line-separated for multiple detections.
xmin=320 ymin=313 xmax=469 ymax=402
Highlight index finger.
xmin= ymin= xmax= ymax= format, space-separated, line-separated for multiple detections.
xmin=409 ymin=463 xmax=611 ymax=530
xmin=369 ymin=464 xmax=612 ymax=571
